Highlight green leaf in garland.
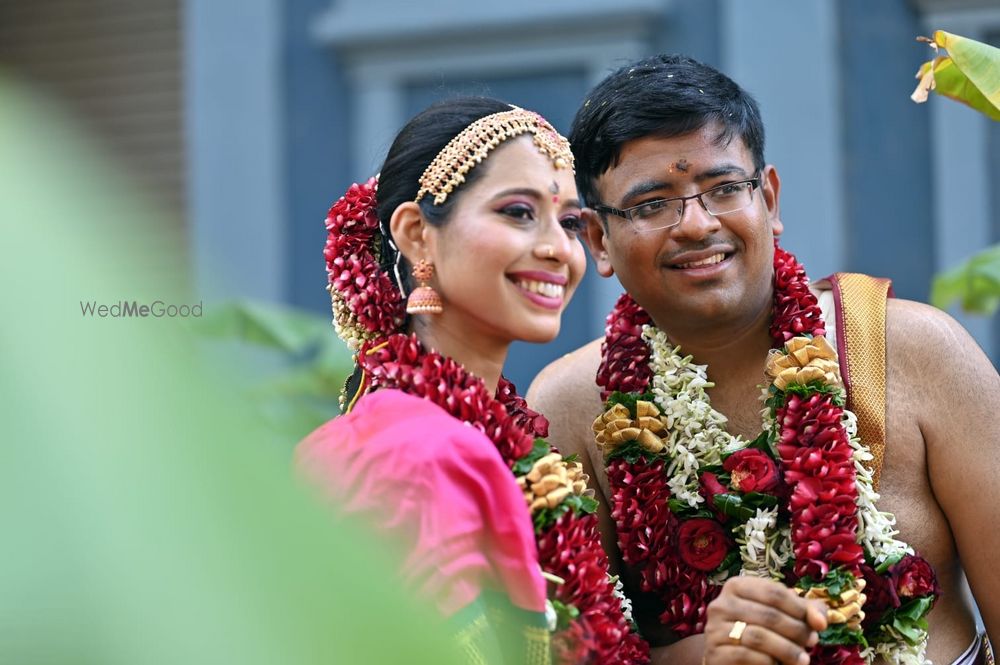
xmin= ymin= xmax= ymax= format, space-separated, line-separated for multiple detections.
xmin=740 ymin=492 xmax=780 ymax=512
xmin=868 ymin=597 xmax=935 ymax=646
xmin=765 ymin=385 xmax=786 ymax=413
xmin=796 ymin=567 xmax=857 ymax=601
xmin=709 ymin=489 xmax=779 ymax=521
xmin=534 ymin=503 xmax=570 ymax=532
xmin=875 ymin=551 xmax=905 ymax=575
xmin=896 ymin=596 xmax=935 ymax=622
xmin=605 ymin=391 xmax=657 ymax=417
xmin=701 ymin=464 xmax=726 ymax=477
xmin=819 ymin=623 xmax=868 ymax=647
xmin=550 ymin=599 xmax=580 ymax=630
xmin=512 ymin=438 xmax=551 ymax=476
xmin=781 ymin=381 xmax=846 ymax=406
xmin=713 ymin=493 xmax=755 ymax=522
xmin=533 ymin=494 xmax=600 ymax=532
xmin=668 ymin=498 xmax=689 ymax=514
xmin=605 ymin=439 xmax=652 ymax=465
xmin=889 ymin=614 xmax=929 ymax=645
xmin=746 ymin=429 xmax=773 ymax=454
xmin=717 ymin=549 xmax=742 ymax=577
xmin=577 ymin=495 xmax=599 ymax=514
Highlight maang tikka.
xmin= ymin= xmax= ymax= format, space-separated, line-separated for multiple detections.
xmin=405 ymin=259 xmax=443 ymax=315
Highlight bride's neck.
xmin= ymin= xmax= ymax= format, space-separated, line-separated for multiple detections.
xmin=409 ymin=317 xmax=508 ymax=394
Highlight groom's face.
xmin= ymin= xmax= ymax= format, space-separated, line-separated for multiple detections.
xmin=583 ymin=123 xmax=783 ymax=331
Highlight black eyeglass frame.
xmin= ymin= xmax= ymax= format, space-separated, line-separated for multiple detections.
xmin=593 ymin=176 xmax=762 ymax=230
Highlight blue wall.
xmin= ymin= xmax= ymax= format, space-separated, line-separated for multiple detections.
xmin=284 ymin=0 xmax=350 ymax=314
xmin=838 ymin=0 xmax=934 ymax=301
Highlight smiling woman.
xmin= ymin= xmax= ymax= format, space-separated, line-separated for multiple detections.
xmin=295 ymin=98 xmax=649 ymax=664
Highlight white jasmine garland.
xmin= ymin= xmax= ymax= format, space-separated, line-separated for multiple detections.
xmin=862 ymin=636 xmax=931 ymax=665
xmin=738 ymin=507 xmax=774 ymax=575
xmin=736 ymin=507 xmax=790 ymax=580
xmin=611 ymin=576 xmax=635 ymax=626
xmin=770 ymin=525 xmax=793 ymax=574
xmin=843 ymin=409 xmax=913 ymax=565
xmin=644 ymin=325 xmax=744 ymax=508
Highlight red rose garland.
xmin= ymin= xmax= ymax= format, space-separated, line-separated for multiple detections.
xmin=596 ymin=244 xmax=939 ymax=665
xmin=324 ymin=179 xmax=649 ymax=664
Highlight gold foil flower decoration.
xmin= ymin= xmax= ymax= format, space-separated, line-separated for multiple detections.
xmin=765 ymin=335 xmax=843 ymax=391
xmin=517 ymin=452 xmax=594 ymax=515
xmin=591 ymin=400 xmax=668 ymax=457
xmin=796 ymin=578 xmax=867 ymax=631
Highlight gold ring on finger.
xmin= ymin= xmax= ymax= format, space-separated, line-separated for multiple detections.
xmin=728 ymin=620 xmax=748 ymax=645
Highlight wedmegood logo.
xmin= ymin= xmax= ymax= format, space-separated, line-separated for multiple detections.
xmin=79 ymin=300 xmax=203 ymax=318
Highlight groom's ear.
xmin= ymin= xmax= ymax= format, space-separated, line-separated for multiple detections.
xmin=583 ymin=208 xmax=614 ymax=278
xmin=761 ymin=164 xmax=783 ymax=238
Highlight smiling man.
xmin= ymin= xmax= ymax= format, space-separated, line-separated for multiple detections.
xmin=528 ymin=54 xmax=998 ymax=665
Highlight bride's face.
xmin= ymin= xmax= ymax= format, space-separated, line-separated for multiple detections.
xmin=424 ymin=135 xmax=586 ymax=347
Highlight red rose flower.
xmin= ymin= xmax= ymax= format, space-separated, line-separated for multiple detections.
xmin=859 ymin=564 xmax=900 ymax=629
xmin=891 ymin=554 xmax=940 ymax=599
xmin=723 ymin=448 xmax=781 ymax=493
xmin=678 ymin=518 xmax=731 ymax=571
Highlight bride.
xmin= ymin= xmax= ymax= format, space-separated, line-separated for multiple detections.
xmin=296 ymin=96 xmax=647 ymax=663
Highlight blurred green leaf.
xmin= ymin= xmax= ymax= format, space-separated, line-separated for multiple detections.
xmin=253 ymin=365 xmax=345 ymax=400
xmin=931 ymin=244 xmax=1000 ymax=315
xmin=194 ymin=300 xmax=355 ymax=441
xmin=912 ymin=30 xmax=1000 ymax=121
xmin=0 ymin=72 xmax=461 ymax=665
xmin=195 ymin=299 xmax=336 ymax=354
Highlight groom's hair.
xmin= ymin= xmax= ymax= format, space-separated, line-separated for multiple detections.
xmin=569 ymin=54 xmax=765 ymax=207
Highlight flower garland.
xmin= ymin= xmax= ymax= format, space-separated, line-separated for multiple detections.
xmin=323 ymin=177 xmax=405 ymax=351
xmin=594 ymin=244 xmax=939 ymax=665
xmin=324 ymin=178 xmax=649 ymax=664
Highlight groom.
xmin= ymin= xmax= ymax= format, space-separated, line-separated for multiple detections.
xmin=529 ymin=54 xmax=998 ymax=665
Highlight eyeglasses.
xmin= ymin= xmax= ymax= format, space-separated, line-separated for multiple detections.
xmin=593 ymin=177 xmax=761 ymax=232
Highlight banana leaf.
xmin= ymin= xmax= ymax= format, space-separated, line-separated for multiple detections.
xmin=912 ymin=30 xmax=1000 ymax=121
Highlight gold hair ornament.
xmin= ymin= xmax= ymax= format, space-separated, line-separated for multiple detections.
xmin=414 ymin=107 xmax=574 ymax=206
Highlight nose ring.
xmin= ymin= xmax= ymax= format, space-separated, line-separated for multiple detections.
xmin=538 ymin=244 xmax=555 ymax=259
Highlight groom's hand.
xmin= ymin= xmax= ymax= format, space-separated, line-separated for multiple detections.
xmin=703 ymin=576 xmax=828 ymax=665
